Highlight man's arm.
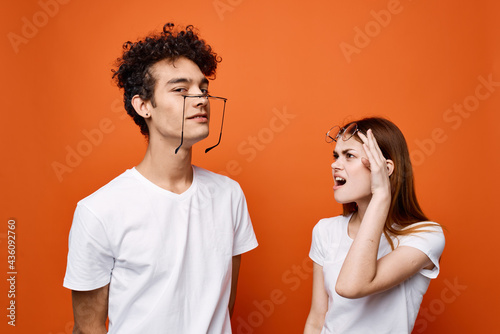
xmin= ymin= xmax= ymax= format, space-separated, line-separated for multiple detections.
xmin=229 ymin=255 xmax=241 ymax=318
xmin=71 ymin=284 xmax=109 ymax=334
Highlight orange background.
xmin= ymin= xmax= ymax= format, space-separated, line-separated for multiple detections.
xmin=1 ymin=0 xmax=499 ymax=333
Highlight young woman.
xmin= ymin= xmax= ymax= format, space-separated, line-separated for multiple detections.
xmin=304 ymin=117 xmax=445 ymax=333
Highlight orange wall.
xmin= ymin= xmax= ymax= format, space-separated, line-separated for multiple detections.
xmin=1 ymin=0 xmax=499 ymax=333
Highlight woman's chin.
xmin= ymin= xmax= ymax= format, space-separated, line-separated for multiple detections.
xmin=334 ymin=194 xmax=351 ymax=204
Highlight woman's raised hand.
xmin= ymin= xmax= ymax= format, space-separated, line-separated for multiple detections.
xmin=358 ymin=129 xmax=393 ymax=199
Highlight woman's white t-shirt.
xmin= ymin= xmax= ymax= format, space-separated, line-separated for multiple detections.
xmin=309 ymin=215 xmax=445 ymax=334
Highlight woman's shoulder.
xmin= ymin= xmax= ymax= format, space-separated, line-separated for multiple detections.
xmin=400 ymin=221 xmax=444 ymax=234
xmin=396 ymin=221 xmax=445 ymax=251
xmin=310 ymin=215 xmax=351 ymax=263
xmin=313 ymin=214 xmax=350 ymax=234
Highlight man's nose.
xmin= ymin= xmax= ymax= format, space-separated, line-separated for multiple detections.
xmin=186 ymin=93 xmax=208 ymax=107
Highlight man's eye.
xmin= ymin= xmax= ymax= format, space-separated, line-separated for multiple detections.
xmin=173 ymin=88 xmax=187 ymax=93
xmin=346 ymin=153 xmax=355 ymax=158
xmin=332 ymin=153 xmax=338 ymax=161
xmin=201 ymin=88 xmax=209 ymax=95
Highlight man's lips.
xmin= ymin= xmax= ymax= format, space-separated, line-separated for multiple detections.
xmin=187 ymin=113 xmax=208 ymax=122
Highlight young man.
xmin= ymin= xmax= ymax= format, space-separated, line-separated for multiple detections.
xmin=63 ymin=23 xmax=258 ymax=333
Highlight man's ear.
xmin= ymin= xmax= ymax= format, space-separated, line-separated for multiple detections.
xmin=386 ymin=159 xmax=395 ymax=177
xmin=131 ymin=95 xmax=152 ymax=118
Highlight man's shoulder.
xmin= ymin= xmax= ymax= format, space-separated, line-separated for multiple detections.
xmin=78 ymin=168 xmax=139 ymax=206
xmin=193 ymin=165 xmax=243 ymax=192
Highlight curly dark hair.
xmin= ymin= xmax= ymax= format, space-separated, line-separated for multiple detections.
xmin=112 ymin=23 xmax=221 ymax=138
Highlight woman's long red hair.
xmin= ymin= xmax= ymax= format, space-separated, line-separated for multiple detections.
xmin=341 ymin=117 xmax=439 ymax=249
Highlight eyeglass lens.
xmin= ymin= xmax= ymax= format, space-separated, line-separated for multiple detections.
xmin=325 ymin=123 xmax=358 ymax=143
xmin=342 ymin=123 xmax=358 ymax=141
xmin=326 ymin=126 xmax=340 ymax=143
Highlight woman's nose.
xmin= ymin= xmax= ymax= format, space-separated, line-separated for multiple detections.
xmin=331 ymin=159 xmax=343 ymax=170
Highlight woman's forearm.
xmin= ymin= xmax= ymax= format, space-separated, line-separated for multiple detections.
xmin=335 ymin=195 xmax=390 ymax=298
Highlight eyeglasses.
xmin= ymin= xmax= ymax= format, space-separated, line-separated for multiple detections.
xmin=175 ymin=94 xmax=227 ymax=154
xmin=325 ymin=123 xmax=361 ymax=143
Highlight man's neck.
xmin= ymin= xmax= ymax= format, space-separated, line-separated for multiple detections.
xmin=135 ymin=139 xmax=194 ymax=194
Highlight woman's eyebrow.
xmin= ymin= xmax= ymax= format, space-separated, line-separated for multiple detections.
xmin=333 ymin=149 xmax=355 ymax=155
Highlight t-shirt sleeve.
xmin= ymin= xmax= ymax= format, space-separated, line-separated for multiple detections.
xmin=63 ymin=203 xmax=115 ymax=291
xmin=232 ymin=185 xmax=258 ymax=256
xmin=398 ymin=223 xmax=445 ymax=279
xmin=309 ymin=220 xmax=327 ymax=266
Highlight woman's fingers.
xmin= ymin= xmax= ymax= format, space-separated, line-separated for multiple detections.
xmin=361 ymin=157 xmax=371 ymax=169
xmin=364 ymin=130 xmax=383 ymax=161
xmin=359 ymin=130 xmax=382 ymax=169
xmin=358 ymin=129 xmax=392 ymax=196
xmin=368 ymin=130 xmax=386 ymax=161
xmin=358 ymin=131 xmax=368 ymax=144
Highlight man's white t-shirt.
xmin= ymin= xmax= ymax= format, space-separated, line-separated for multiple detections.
xmin=309 ymin=214 xmax=445 ymax=334
xmin=64 ymin=166 xmax=258 ymax=333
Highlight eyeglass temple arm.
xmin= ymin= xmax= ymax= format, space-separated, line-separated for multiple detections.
xmin=175 ymin=95 xmax=228 ymax=154
xmin=205 ymin=97 xmax=227 ymax=153
xmin=174 ymin=97 xmax=187 ymax=154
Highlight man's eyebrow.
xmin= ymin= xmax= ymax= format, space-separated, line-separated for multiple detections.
xmin=166 ymin=78 xmax=190 ymax=84
xmin=166 ymin=77 xmax=209 ymax=85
